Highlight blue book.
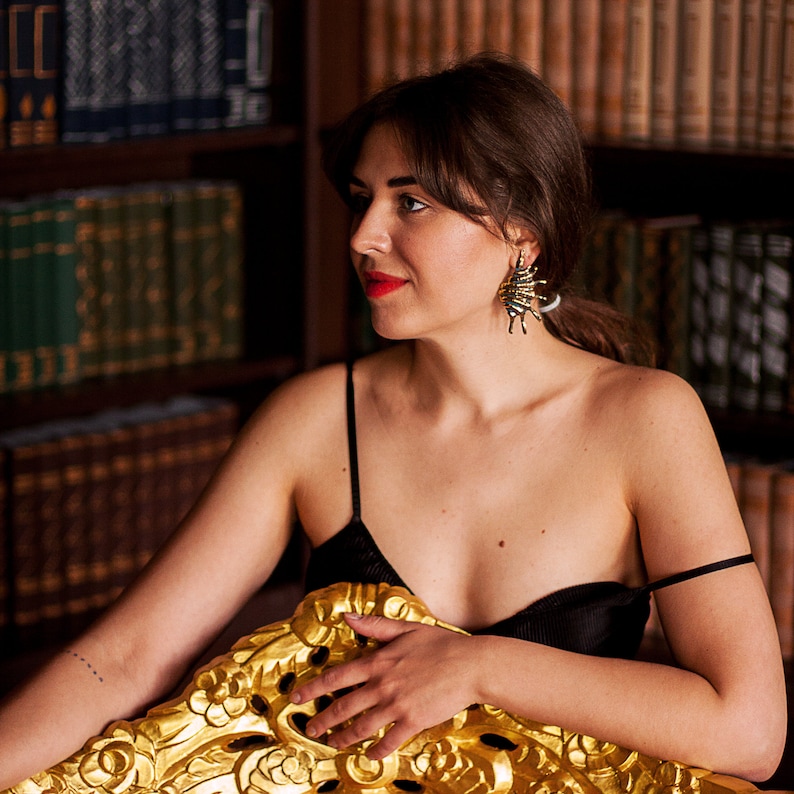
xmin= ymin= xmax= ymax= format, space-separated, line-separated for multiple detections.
xmin=196 ymin=0 xmax=224 ymax=130
xmin=244 ymin=0 xmax=273 ymax=125
xmin=146 ymin=0 xmax=170 ymax=135
xmin=7 ymin=2 xmax=35 ymax=147
xmin=86 ymin=0 xmax=111 ymax=141
xmin=61 ymin=0 xmax=91 ymax=142
xmin=223 ymin=0 xmax=247 ymax=128
xmin=170 ymin=0 xmax=199 ymax=132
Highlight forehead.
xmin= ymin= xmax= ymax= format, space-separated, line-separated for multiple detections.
xmin=352 ymin=124 xmax=413 ymax=182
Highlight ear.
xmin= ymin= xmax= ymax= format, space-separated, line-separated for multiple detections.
xmin=510 ymin=228 xmax=541 ymax=265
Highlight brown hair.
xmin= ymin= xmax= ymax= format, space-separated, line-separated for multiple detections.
xmin=323 ymin=52 xmax=655 ymax=366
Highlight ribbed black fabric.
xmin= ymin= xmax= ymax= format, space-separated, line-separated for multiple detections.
xmin=304 ymin=361 xmax=755 ymax=659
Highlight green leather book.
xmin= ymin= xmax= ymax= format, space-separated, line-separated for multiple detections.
xmin=168 ymin=183 xmax=198 ymax=366
xmin=193 ymin=181 xmax=224 ymax=362
xmin=6 ymin=202 xmax=35 ymax=391
xmin=121 ymin=188 xmax=152 ymax=373
xmin=52 ymin=196 xmax=81 ymax=385
xmin=218 ymin=181 xmax=244 ymax=360
xmin=74 ymin=192 xmax=104 ymax=379
xmin=31 ymin=200 xmax=58 ymax=388
xmin=141 ymin=185 xmax=172 ymax=370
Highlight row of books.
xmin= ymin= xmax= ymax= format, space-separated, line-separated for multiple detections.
xmin=578 ymin=214 xmax=794 ymax=415
xmin=0 ymin=0 xmax=273 ymax=149
xmin=0 ymin=395 xmax=239 ymax=650
xmin=0 ymin=179 xmax=244 ymax=395
xmin=363 ymin=0 xmax=794 ymax=150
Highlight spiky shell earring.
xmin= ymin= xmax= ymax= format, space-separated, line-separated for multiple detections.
xmin=497 ymin=249 xmax=549 ymax=334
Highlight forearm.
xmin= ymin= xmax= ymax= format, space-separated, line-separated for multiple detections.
xmin=0 ymin=635 xmax=156 ymax=789
xmin=473 ymin=634 xmax=784 ymax=781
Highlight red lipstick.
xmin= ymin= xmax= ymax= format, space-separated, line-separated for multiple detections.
xmin=364 ymin=271 xmax=408 ymax=298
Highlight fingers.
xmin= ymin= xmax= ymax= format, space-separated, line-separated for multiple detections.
xmin=344 ymin=612 xmax=419 ymax=641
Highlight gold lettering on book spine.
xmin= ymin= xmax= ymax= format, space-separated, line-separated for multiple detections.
xmin=5 ymin=583 xmax=760 ymax=794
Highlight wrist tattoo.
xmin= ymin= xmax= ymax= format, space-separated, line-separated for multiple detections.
xmin=65 ymin=650 xmax=104 ymax=682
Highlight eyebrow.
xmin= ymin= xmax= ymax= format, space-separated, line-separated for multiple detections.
xmin=349 ymin=175 xmax=418 ymax=188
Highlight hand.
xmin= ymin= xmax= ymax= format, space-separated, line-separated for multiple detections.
xmin=290 ymin=612 xmax=481 ymax=760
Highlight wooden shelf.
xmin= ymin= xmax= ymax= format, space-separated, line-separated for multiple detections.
xmin=0 ymin=126 xmax=302 ymax=197
xmin=0 ymin=356 xmax=300 ymax=432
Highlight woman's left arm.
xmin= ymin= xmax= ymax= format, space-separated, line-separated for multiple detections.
xmin=293 ymin=373 xmax=787 ymax=780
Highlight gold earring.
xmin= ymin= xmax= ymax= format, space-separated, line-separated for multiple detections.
xmin=497 ymin=249 xmax=548 ymax=334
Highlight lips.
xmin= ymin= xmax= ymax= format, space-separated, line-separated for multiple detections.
xmin=363 ymin=271 xmax=408 ymax=298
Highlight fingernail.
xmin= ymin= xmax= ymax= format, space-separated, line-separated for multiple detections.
xmin=345 ymin=612 xmax=363 ymax=621
xmin=290 ymin=692 xmax=302 ymax=704
xmin=306 ymin=724 xmax=318 ymax=737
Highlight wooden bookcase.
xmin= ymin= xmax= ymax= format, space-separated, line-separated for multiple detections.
xmin=2 ymin=0 xmax=793 ymax=786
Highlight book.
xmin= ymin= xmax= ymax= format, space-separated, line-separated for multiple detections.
xmin=704 ymin=222 xmax=734 ymax=410
xmin=484 ymin=0 xmax=512 ymax=53
xmin=688 ymin=226 xmax=710 ymax=398
xmin=623 ymin=0 xmax=653 ymax=140
xmin=31 ymin=0 xmax=59 ymax=146
xmin=223 ymin=0 xmax=247 ymax=127
xmin=573 ymin=0 xmax=602 ymax=138
xmin=6 ymin=202 xmax=36 ymax=391
xmin=196 ymin=0 xmax=224 ymax=130
xmin=86 ymin=0 xmax=112 ymax=141
xmin=244 ymin=0 xmax=273 ymax=125
xmin=52 ymin=197 xmax=80 ymax=385
xmin=730 ymin=226 xmax=764 ymax=411
xmin=599 ymin=0 xmax=628 ymax=139
xmin=770 ymin=466 xmax=794 ymax=660
xmin=0 ymin=447 xmax=7 ymax=637
xmin=0 ymin=204 xmax=9 ymax=393
xmin=148 ymin=0 xmax=171 ymax=136
xmin=542 ymin=0 xmax=574 ymax=108
xmin=758 ymin=0 xmax=785 ymax=148
xmin=389 ymin=0 xmax=412 ymax=81
xmin=650 ymin=0 xmax=680 ymax=143
xmin=31 ymin=200 xmax=58 ymax=388
xmin=218 ymin=181 xmax=244 ymax=360
xmin=193 ymin=182 xmax=224 ymax=362
xmin=739 ymin=460 xmax=773 ymax=593
xmin=677 ymin=0 xmax=714 ymax=144
xmin=459 ymin=0 xmax=486 ymax=56
xmin=170 ymin=0 xmax=199 ymax=132
xmin=513 ymin=0 xmax=544 ymax=75
xmin=738 ymin=0 xmax=763 ymax=147
xmin=85 ymin=424 xmax=116 ymax=611
xmin=364 ymin=0 xmax=389 ymax=93
xmin=710 ymin=0 xmax=742 ymax=146
xmin=761 ymin=229 xmax=793 ymax=413
xmin=60 ymin=0 xmax=90 ymax=142
xmin=611 ymin=217 xmax=641 ymax=318
xmin=74 ymin=191 xmax=104 ymax=379
xmin=6 ymin=1 xmax=34 ymax=147
xmin=0 ymin=0 xmax=8 ymax=149
xmin=781 ymin=0 xmax=794 ymax=148
xmin=120 ymin=188 xmax=149 ymax=373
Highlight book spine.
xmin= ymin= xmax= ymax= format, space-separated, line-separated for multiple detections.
xmin=677 ymin=0 xmax=715 ymax=144
xmin=623 ymin=0 xmax=653 ymax=140
xmin=0 ymin=447 xmax=7 ymax=638
xmin=167 ymin=183 xmax=198 ymax=366
xmin=218 ymin=181 xmax=244 ymax=360
xmin=104 ymin=0 xmax=128 ymax=140
xmin=170 ymin=0 xmax=199 ymax=132
xmin=781 ymin=0 xmax=794 ymax=148
xmin=223 ymin=0 xmax=247 ymax=127
xmin=543 ymin=0 xmax=574 ymax=108
xmin=141 ymin=186 xmax=172 ymax=370
xmin=730 ymin=226 xmax=764 ymax=412
xmin=651 ymin=0 xmax=680 ymax=143
xmin=86 ymin=0 xmax=111 ymax=142
xmin=659 ymin=222 xmax=696 ymax=377
xmin=704 ymin=222 xmax=734 ymax=410
xmin=197 ymin=0 xmax=224 ymax=130
xmin=6 ymin=202 xmax=36 ymax=391
xmin=59 ymin=430 xmax=94 ymax=634
xmin=120 ymin=189 xmax=150 ymax=373
xmin=52 ymin=197 xmax=80 ymax=385
xmin=634 ymin=221 xmax=664 ymax=342
xmin=32 ymin=0 xmax=58 ymax=145
xmin=484 ymin=0 xmax=512 ymax=53
xmin=107 ymin=424 xmax=139 ymax=598
xmin=74 ymin=192 xmax=103 ymax=379
xmin=60 ymin=0 xmax=90 ymax=142
xmin=761 ymin=229 xmax=793 ymax=413
xmin=244 ymin=0 xmax=273 ymax=124
xmin=131 ymin=417 xmax=160 ymax=569
xmin=460 ymin=0 xmax=486 ymax=57
xmin=86 ymin=428 xmax=115 ymax=611
xmin=435 ymin=0 xmax=458 ymax=70
xmin=573 ymin=0 xmax=602 ymax=138
xmin=124 ymin=0 xmax=149 ymax=137
xmin=7 ymin=1 xmax=34 ymax=147
xmin=599 ymin=0 xmax=628 ymax=139
xmin=94 ymin=190 xmax=127 ymax=377
xmin=688 ymin=226 xmax=711 ymax=398
xmin=413 ymin=0 xmax=436 ymax=75
xmin=513 ymin=0 xmax=544 ymax=75
xmin=739 ymin=0 xmax=763 ymax=147
xmin=770 ymin=467 xmax=794 ymax=660
xmin=758 ymin=0 xmax=785 ymax=148
xmin=611 ymin=217 xmax=641 ymax=318
xmin=31 ymin=200 xmax=58 ymax=388
xmin=0 ymin=206 xmax=9 ymax=393
xmin=740 ymin=461 xmax=773 ymax=594
xmin=147 ymin=0 xmax=170 ymax=136
xmin=0 ymin=0 xmax=8 ymax=149
xmin=193 ymin=182 xmax=224 ymax=362
xmin=710 ymin=0 xmax=742 ymax=146
xmin=364 ymin=0 xmax=389 ymax=93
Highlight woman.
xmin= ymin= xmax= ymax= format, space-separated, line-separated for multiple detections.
xmin=0 ymin=53 xmax=786 ymax=787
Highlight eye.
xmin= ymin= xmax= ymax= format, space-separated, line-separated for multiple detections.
xmin=349 ymin=193 xmax=370 ymax=214
xmin=399 ymin=194 xmax=428 ymax=213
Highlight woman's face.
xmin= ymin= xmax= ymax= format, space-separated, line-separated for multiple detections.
xmin=348 ymin=124 xmax=527 ymax=342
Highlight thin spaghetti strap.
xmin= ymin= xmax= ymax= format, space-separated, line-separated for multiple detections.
xmin=645 ymin=553 xmax=755 ymax=593
xmin=346 ymin=361 xmax=362 ymax=521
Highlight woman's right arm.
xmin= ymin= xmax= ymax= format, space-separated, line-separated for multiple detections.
xmin=0 ymin=369 xmax=334 ymax=788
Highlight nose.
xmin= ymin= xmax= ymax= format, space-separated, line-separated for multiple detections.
xmin=349 ymin=201 xmax=391 ymax=256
